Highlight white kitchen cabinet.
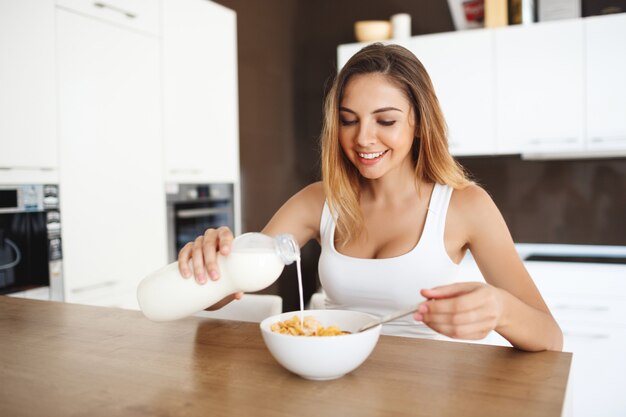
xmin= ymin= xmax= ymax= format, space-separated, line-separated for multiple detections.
xmin=527 ymin=261 xmax=626 ymax=417
xmin=56 ymin=8 xmax=167 ymax=300
xmin=494 ymin=19 xmax=585 ymax=154
xmin=585 ymin=13 xmax=626 ymax=152
xmin=0 ymin=0 xmax=58 ymax=177
xmin=560 ymin=324 xmax=626 ymax=417
xmin=162 ymin=0 xmax=240 ymax=184
xmin=409 ymin=30 xmax=496 ymax=156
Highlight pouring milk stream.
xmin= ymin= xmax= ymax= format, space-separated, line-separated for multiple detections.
xmin=137 ymin=233 xmax=300 ymax=322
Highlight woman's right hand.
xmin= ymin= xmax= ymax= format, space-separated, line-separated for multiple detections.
xmin=177 ymin=226 xmax=234 ymax=284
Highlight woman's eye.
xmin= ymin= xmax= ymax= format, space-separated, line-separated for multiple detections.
xmin=378 ymin=120 xmax=396 ymax=126
xmin=340 ymin=119 xmax=357 ymax=126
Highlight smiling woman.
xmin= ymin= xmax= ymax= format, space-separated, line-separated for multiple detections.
xmin=177 ymin=43 xmax=563 ymax=352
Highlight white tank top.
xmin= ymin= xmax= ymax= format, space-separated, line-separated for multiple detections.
xmin=318 ymin=183 xmax=460 ymax=339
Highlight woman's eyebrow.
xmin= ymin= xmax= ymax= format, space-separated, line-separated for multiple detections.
xmin=372 ymin=107 xmax=402 ymax=114
xmin=339 ymin=106 xmax=403 ymax=114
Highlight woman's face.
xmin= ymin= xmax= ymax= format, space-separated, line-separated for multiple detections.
xmin=339 ymin=73 xmax=416 ymax=181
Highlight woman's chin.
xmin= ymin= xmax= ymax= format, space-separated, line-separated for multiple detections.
xmin=357 ymin=169 xmax=384 ymax=180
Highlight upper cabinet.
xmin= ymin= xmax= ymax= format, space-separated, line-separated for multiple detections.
xmin=162 ymin=0 xmax=240 ymax=184
xmin=495 ymin=20 xmax=585 ymax=155
xmin=0 ymin=0 xmax=58 ymax=176
xmin=409 ymin=30 xmax=496 ymax=156
xmin=337 ymin=13 xmax=626 ymax=158
xmin=585 ymin=13 xmax=626 ymax=151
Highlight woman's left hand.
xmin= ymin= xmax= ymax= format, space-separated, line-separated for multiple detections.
xmin=414 ymin=282 xmax=506 ymax=340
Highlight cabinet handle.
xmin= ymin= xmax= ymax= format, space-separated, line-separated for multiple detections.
xmin=70 ymin=280 xmax=117 ymax=294
xmin=553 ymin=304 xmax=609 ymax=312
xmin=93 ymin=2 xmax=136 ymax=19
xmin=169 ymin=169 xmax=203 ymax=175
xmin=176 ymin=208 xmax=231 ymax=219
xmin=563 ymin=331 xmax=610 ymax=340
xmin=590 ymin=137 xmax=626 ymax=144
xmin=528 ymin=137 xmax=578 ymax=145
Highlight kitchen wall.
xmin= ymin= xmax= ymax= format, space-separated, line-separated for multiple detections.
xmin=212 ymin=0 xmax=626 ymax=310
xmin=459 ymin=156 xmax=626 ymax=245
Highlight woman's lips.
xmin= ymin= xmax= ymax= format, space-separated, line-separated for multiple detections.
xmin=357 ymin=150 xmax=388 ymax=165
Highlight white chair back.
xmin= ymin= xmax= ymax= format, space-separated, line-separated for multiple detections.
xmin=194 ymin=294 xmax=282 ymax=323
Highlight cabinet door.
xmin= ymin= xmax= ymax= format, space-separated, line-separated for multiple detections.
xmin=495 ymin=20 xmax=585 ymax=154
xmin=585 ymin=13 xmax=626 ymax=151
xmin=57 ymin=9 xmax=167 ymax=298
xmin=560 ymin=324 xmax=626 ymax=417
xmin=162 ymin=0 xmax=240 ymax=184
xmin=0 ymin=0 xmax=57 ymax=171
xmin=409 ymin=30 xmax=496 ymax=156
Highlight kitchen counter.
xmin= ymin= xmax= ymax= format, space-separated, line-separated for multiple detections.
xmin=0 ymin=297 xmax=572 ymax=417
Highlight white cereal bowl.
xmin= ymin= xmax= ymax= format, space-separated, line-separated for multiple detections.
xmin=260 ymin=309 xmax=382 ymax=380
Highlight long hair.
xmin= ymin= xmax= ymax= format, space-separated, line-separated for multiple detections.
xmin=320 ymin=43 xmax=471 ymax=245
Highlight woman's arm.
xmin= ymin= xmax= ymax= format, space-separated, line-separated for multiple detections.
xmin=417 ymin=185 xmax=563 ymax=351
xmin=261 ymin=182 xmax=325 ymax=248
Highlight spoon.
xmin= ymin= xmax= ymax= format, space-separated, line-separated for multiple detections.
xmin=357 ymin=305 xmax=420 ymax=333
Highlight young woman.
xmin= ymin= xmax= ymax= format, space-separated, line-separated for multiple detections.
xmin=178 ymin=43 xmax=563 ymax=352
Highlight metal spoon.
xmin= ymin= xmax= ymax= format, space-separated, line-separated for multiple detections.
xmin=357 ymin=305 xmax=420 ymax=333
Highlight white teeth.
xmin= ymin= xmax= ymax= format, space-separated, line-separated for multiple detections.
xmin=358 ymin=150 xmax=386 ymax=160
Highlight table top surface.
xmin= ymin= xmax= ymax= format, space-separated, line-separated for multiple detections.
xmin=0 ymin=296 xmax=572 ymax=417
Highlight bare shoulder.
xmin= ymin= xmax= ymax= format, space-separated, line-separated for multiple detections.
xmin=449 ymin=183 xmax=505 ymax=239
xmin=296 ymin=181 xmax=325 ymax=204
xmin=287 ymin=181 xmax=326 ymax=216
xmin=450 ymin=183 xmax=495 ymax=211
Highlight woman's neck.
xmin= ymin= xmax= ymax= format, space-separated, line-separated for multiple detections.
xmin=361 ymin=159 xmax=426 ymax=205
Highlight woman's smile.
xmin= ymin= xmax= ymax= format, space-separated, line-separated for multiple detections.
xmin=357 ymin=149 xmax=389 ymax=165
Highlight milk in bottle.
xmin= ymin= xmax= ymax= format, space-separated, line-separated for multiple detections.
xmin=137 ymin=233 xmax=299 ymax=322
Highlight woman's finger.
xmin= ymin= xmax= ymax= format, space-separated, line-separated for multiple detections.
xmin=420 ymin=305 xmax=496 ymax=326
xmin=420 ymin=287 xmax=487 ymax=315
xmin=425 ymin=319 xmax=495 ymax=340
xmin=420 ymin=282 xmax=481 ymax=300
xmin=216 ymin=226 xmax=234 ymax=255
xmin=177 ymin=242 xmax=193 ymax=278
xmin=202 ymin=229 xmax=220 ymax=280
xmin=192 ymin=236 xmax=208 ymax=284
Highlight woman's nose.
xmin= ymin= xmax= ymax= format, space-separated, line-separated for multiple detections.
xmin=356 ymin=122 xmax=376 ymax=147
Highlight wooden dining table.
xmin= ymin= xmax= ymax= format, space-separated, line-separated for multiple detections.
xmin=0 ymin=296 xmax=572 ymax=417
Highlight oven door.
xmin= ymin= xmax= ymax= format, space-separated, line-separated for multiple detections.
xmin=167 ymin=201 xmax=234 ymax=262
xmin=0 ymin=211 xmax=49 ymax=294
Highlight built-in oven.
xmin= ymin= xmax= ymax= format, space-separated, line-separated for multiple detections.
xmin=0 ymin=184 xmax=63 ymax=300
xmin=166 ymin=183 xmax=235 ymax=262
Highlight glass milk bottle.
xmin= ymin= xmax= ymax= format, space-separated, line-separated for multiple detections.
xmin=137 ymin=233 xmax=299 ymax=322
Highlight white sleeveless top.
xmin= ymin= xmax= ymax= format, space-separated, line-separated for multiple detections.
xmin=318 ymin=183 xmax=460 ymax=339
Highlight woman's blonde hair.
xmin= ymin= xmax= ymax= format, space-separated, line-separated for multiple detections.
xmin=321 ymin=43 xmax=471 ymax=245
